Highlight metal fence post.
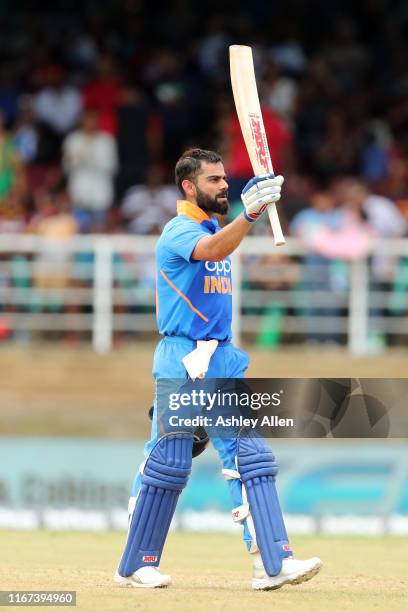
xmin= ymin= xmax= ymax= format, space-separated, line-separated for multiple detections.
xmin=348 ymin=256 xmax=369 ymax=355
xmin=93 ymin=239 xmax=113 ymax=354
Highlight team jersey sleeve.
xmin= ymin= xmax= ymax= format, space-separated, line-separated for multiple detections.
xmin=163 ymin=218 xmax=206 ymax=262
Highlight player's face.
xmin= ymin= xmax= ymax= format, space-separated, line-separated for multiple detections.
xmin=195 ymin=162 xmax=230 ymax=215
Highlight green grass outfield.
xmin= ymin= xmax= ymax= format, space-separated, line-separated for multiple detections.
xmin=1 ymin=531 xmax=407 ymax=611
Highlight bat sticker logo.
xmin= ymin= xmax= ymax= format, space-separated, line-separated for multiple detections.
xmin=250 ymin=115 xmax=270 ymax=171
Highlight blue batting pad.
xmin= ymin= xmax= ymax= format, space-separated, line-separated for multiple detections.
xmin=118 ymin=432 xmax=193 ymax=576
xmin=237 ymin=431 xmax=292 ymax=576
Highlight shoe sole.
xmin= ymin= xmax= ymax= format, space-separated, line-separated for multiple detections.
xmin=252 ymin=560 xmax=322 ymax=591
xmin=114 ymin=575 xmax=170 ymax=589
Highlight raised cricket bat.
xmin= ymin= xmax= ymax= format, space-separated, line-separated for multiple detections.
xmin=229 ymin=45 xmax=285 ymax=246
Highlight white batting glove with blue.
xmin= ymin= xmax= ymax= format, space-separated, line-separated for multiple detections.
xmin=241 ymin=173 xmax=284 ymax=222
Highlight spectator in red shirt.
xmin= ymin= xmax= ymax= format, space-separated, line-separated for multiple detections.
xmin=82 ymin=55 xmax=121 ymax=135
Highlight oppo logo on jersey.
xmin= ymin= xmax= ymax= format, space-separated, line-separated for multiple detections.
xmin=204 ymin=260 xmax=231 ymax=275
xmin=203 ymin=259 xmax=232 ymax=294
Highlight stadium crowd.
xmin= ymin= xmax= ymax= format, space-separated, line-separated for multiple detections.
xmin=1 ymin=0 xmax=408 ymax=344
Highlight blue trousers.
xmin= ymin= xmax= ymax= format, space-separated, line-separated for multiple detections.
xmin=129 ymin=336 xmax=252 ymax=547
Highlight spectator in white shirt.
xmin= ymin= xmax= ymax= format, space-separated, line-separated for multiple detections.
xmin=33 ymin=67 xmax=82 ymax=136
xmin=32 ymin=66 xmax=82 ymax=162
xmin=345 ymin=181 xmax=407 ymax=238
xmin=342 ymin=180 xmax=407 ymax=280
xmin=120 ymin=164 xmax=178 ymax=234
xmin=62 ymin=109 xmax=118 ymax=232
xmin=342 ymin=179 xmax=407 ymax=347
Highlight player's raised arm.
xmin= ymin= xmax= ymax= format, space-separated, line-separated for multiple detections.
xmin=192 ymin=173 xmax=284 ymax=262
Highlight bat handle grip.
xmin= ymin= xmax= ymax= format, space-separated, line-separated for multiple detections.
xmin=267 ymin=204 xmax=286 ymax=246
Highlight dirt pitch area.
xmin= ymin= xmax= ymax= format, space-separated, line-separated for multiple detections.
xmin=1 ymin=531 xmax=407 ymax=612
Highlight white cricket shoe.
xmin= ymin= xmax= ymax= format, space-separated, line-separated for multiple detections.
xmin=114 ymin=566 xmax=171 ymax=589
xmin=251 ymin=553 xmax=322 ymax=591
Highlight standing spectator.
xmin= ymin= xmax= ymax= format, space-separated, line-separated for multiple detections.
xmin=0 ymin=67 xmax=21 ymax=125
xmin=198 ymin=16 xmax=230 ymax=80
xmin=33 ymin=66 xmax=82 ymax=162
xmin=62 ymin=109 xmax=118 ymax=232
xmin=314 ymin=109 xmax=358 ymax=180
xmin=149 ymin=50 xmax=197 ymax=166
xmin=82 ymin=55 xmax=121 ymax=135
xmin=262 ymin=61 xmax=298 ymax=125
xmin=0 ymin=111 xmax=25 ymax=203
xmin=293 ymin=58 xmax=335 ymax=173
xmin=13 ymin=95 xmax=39 ymax=164
xmin=115 ymin=81 xmax=152 ymax=199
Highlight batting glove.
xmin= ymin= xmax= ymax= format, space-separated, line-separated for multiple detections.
xmin=241 ymin=173 xmax=284 ymax=222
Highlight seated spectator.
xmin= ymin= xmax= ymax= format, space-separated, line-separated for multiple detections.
xmin=62 ymin=108 xmax=118 ymax=232
xmin=0 ymin=190 xmax=27 ymax=234
xmin=340 ymin=179 xmax=408 ymax=347
xmin=28 ymin=187 xmax=77 ymax=239
xmin=342 ymin=179 xmax=407 ymax=239
xmin=120 ymin=164 xmax=178 ymax=234
xmin=246 ymin=252 xmax=300 ymax=348
xmin=26 ymin=188 xmax=78 ymax=316
xmin=360 ymin=120 xmax=393 ymax=184
xmin=292 ymin=183 xmax=376 ymax=260
xmin=339 ymin=178 xmax=405 ymax=280
xmin=290 ymin=189 xmax=352 ymax=343
xmin=291 ymin=189 xmax=343 ymax=239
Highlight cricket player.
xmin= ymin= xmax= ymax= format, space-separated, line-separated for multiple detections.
xmin=114 ymin=148 xmax=322 ymax=590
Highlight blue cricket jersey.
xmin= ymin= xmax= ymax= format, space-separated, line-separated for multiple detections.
xmin=156 ymin=200 xmax=232 ymax=341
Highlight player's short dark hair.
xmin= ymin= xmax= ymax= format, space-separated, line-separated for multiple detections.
xmin=175 ymin=148 xmax=223 ymax=195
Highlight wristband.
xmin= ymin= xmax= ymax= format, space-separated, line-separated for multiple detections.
xmin=242 ymin=210 xmax=258 ymax=223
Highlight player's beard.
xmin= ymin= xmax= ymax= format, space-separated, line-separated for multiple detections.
xmin=196 ymin=186 xmax=230 ymax=216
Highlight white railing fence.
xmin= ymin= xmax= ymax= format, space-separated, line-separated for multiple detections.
xmin=0 ymin=235 xmax=407 ymax=355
